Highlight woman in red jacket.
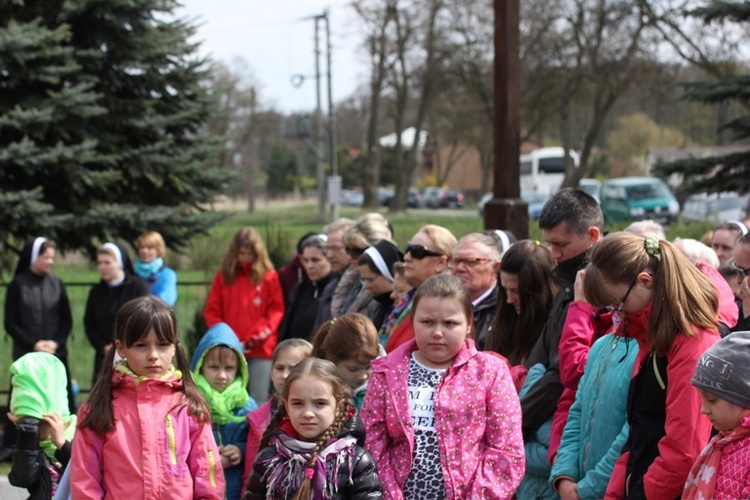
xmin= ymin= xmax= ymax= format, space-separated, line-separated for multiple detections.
xmin=204 ymin=227 xmax=285 ymax=403
xmin=584 ymin=232 xmax=720 ymax=499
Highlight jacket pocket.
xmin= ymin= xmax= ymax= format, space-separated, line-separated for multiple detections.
xmin=165 ymin=414 xmax=177 ymax=465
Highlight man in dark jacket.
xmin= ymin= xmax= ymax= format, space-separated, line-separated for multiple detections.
xmin=522 ymin=189 xmax=603 ymax=435
xmin=450 ymin=233 xmax=502 ymax=348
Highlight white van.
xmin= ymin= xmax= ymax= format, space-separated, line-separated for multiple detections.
xmin=520 ymin=147 xmax=580 ymax=195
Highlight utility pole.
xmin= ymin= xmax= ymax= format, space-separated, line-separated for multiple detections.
xmin=313 ymin=16 xmax=326 ymax=222
xmin=325 ymin=10 xmax=340 ymax=221
xmin=303 ymin=11 xmax=338 ymax=222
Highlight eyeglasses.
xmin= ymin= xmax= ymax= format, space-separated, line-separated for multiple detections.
xmin=346 ymin=246 xmax=366 ymax=258
xmin=450 ymin=257 xmax=495 ymax=269
xmin=731 ymin=260 xmax=750 ymax=277
xmin=324 ymin=245 xmax=344 ymax=253
xmin=405 ymin=243 xmax=442 ymax=260
xmin=616 ymin=276 xmax=639 ymax=314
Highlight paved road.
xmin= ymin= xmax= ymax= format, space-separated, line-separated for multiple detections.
xmin=0 ymin=475 xmax=28 ymax=499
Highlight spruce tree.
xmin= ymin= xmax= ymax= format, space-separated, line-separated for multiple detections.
xmin=0 ymin=0 xmax=232 ymax=270
xmin=654 ymin=2 xmax=750 ymax=195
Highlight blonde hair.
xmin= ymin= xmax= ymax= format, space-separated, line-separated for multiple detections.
xmin=221 ymin=227 xmax=274 ymax=285
xmin=584 ymin=232 xmax=718 ymax=356
xmin=418 ymin=224 xmax=457 ymax=257
xmin=136 ymin=231 xmax=167 ymax=259
xmin=343 ymin=213 xmax=393 ymax=248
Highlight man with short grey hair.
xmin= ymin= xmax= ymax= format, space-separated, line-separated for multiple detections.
xmin=450 ymin=233 xmax=501 ymax=348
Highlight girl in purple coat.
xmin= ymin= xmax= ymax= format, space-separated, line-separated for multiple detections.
xmin=361 ymin=274 xmax=525 ymax=500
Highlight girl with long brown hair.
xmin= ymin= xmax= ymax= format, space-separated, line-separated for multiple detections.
xmin=71 ymin=296 xmax=224 ymax=499
xmin=584 ymin=232 xmax=721 ymax=499
xmin=205 ymin=226 xmax=285 ymax=403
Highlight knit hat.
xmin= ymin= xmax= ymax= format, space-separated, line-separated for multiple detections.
xmin=691 ymin=331 xmax=750 ymax=408
xmin=363 ymin=240 xmax=404 ymax=282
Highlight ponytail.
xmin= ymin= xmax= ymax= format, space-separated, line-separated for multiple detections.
xmin=79 ymin=347 xmax=118 ymax=434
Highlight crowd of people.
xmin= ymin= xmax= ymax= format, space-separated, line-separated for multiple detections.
xmin=3 ymin=190 xmax=750 ymax=499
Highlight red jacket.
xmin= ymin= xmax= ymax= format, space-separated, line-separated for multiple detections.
xmin=604 ymin=302 xmax=719 ymax=499
xmin=204 ymin=266 xmax=285 ymax=359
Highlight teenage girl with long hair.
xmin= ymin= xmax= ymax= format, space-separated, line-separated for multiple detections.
xmin=584 ymin=232 xmax=721 ymax=499
xmin=205 ymin=226 xmax=285 ymax=403
xmin=485 ymin=240 xmax=557 ymax=365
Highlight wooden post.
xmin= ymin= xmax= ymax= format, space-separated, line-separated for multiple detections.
xmin=484 ymin=0 xmax=528 ymax=238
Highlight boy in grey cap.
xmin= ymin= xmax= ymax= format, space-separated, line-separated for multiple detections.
xmin=683 ymin=331 xmax=750 ymax=499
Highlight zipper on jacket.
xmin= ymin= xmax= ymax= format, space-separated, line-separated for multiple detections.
xmin=165 ymin=415 xmax=177 ymax=465
xmin=207 ymin=448 xmax=217 ymax=487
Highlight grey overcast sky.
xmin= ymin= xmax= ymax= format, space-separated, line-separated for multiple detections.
xmin=175 ymin=1 xmax=368 ymax=113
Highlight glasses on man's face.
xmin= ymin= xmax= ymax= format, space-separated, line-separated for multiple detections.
xmin=615 ymin=276 xmax=639 ymax=314
xmin=346 ymin=246 xmax=366 ymax=258
xmin=404 ymin=243 xmax=442 ymax=260
xmin=324 ymin=245 xmax=345 ymax=254
xmin=450 ymin=257 xmax=494 ymax=269
xmin=731 ymin=260 xmax=750 ymax=277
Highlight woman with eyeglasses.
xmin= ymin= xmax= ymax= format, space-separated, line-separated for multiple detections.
xmin=582 ymin=232 xmax=723 ymax=499
xmin=381 ymin=224 xmax=456 ymax=353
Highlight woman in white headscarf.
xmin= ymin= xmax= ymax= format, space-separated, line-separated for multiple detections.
xmin=2 ymin=237 xmax=74 ymax=458
xmin=83 ymin=242 xmax=149 ymax=385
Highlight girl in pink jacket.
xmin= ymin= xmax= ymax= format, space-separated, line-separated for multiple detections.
xmin=71 ymin=296 xmax=225 ymax=500
xmin=360 ymin=274 xmax=525 ymax=500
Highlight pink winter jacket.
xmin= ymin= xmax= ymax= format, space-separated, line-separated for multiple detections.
xmin=360 ymin=338 xmax=525 ymax=500
xmin=71 ymin=370 xmax=225 ymax=500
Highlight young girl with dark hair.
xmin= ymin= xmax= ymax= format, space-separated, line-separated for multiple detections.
xmin=244 ymin=357 xmax=382 ymax=499
xmin=584 ymin=232 xmax=721 ymax=499
xmin=205 ymin=227 xmax=285 ymax=403
xmin=71 ymin=296 xmax=225 ymax=499
xmin=312 ymin=313 xmax=382 ymax=410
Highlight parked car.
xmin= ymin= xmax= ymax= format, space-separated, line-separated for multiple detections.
xmin=407 ymin=187 xmax=422 ymax=208
xmin=424 ymin=188 xmax=464 ymax=208
xmin=681 ymin=192 xmax=748 ymax=224
xmin=579 ymin=178 xmax=601 ymax=203
xmin=339 ymin=189 xmax=364 ymax=207
xmin=478 ymin=191 xmax=548 ymax=218
xmin=377 ymin=187 xmax=394 ymax=206
xmin=521 ymin=191 xmax=549 ymax=219
xmin=599 ymin=177 xmax=680 ymax=225
xmin=423 ymin=187 xmax=443 ymax=208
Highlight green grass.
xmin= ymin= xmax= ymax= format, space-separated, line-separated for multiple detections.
xmin=0 ymin=203 xmax=484 ymax=401
xmin=0 ymin=202 xmax=714 ymax=402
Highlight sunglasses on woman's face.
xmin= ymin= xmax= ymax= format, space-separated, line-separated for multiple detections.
xmin=346 ymin=246 xmax=366 ymax=258
xmin=405 ymin=243 xmax=442 ymax=260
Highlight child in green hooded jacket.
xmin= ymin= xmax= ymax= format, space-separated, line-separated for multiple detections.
xmin=7 ymin=352 xmax=76 ymax=500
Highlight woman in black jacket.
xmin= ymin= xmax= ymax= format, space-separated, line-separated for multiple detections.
xmin=2 ymin=237 xmax=74 ymax=458
xmin=83 ymin=242 xmax=149 ymax=385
